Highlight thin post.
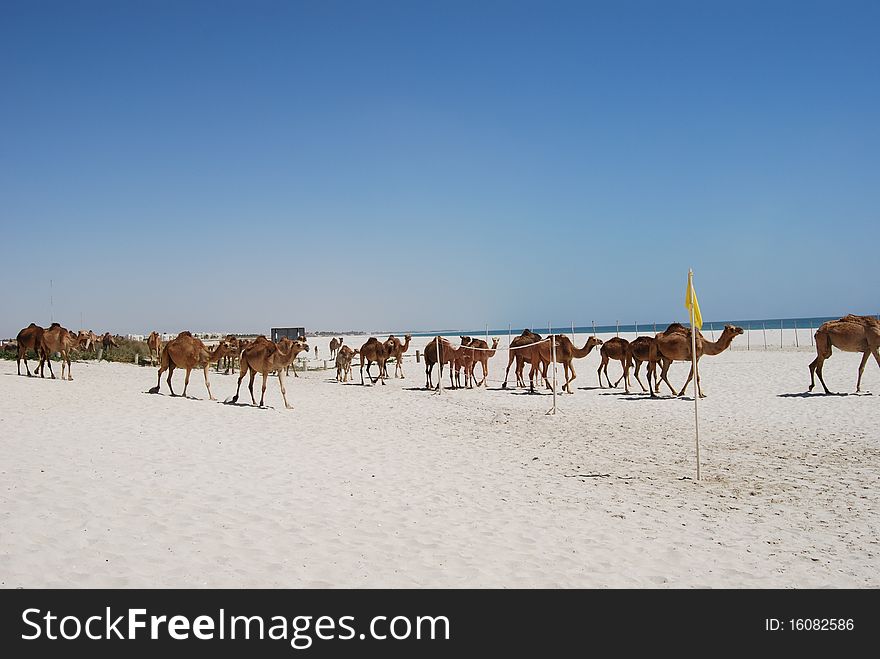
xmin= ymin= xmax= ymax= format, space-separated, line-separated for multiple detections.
xmin=547 ymin=332 xmax=557 ymax=415
xmin=809 ymin=320 xmax=813 ymax=346
xmin=710 ymin=323 xmax=715 ymax=342
xmin=616 ymin=320 xmax=619 ymax=338
xmin=653 ymin=322 xmax=657 ymax=333
xmin=747 ymin=323 xmax=750 ymax=350
xmin=635 ymin=321 xmax=639 ymax=336
xmin=508 ymin=323 xmax=512 ymax=349
xmin=688 ymin=270 xmax=701 ymax=482
xmin=780 ymin=320 xmax=783 ymax=349
xmin=794 ymin=319 xmax=799 ymax=348
xmin=592 ymin=320 xmax=596 ymax=337
xmin=486 ymin=323 xmax=489 ymax=345
xmin=436 ymin=335 xmax=442 ymax=395
xmin=571 ymin=321 xmax=575 ymax=340
xmin=762 ymin=321 xmax=767 ymax=350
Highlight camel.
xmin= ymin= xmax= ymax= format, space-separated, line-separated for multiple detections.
xmin=525 ymin=335 xmax=603 ymax=394
xmin=359 ymin=337 xmax=389 ymax=385
xmin=335 ymin=345 xmax=358 ymax=382
xmin=623 ymin=336 xmax=662 ymax=396
xmin=654 ymin=323 xmax=744 ymax=398
xmin=382 ymin=334 xmax=412 ymax=378
xmin=149 ymin=332 xmax=233 ymax=399
xmin=809 ymin=314 xmax=880 ymax=394
xmin=35 ymin=323 xmax=78 ymax=380
xmin=232 ymin=337 xmax=309 ymax=408
xmin=76 ymin=330 xmax=97 ymax=352
xmin=100 ymin=333 xmax=119 ymax=359
xmin=423 ymin=336 xmax=459 ymax=390
xmin=147 ymin=331 xmax=162 ymax=367
xmin=329 ymin=337 xmax=341 ymax=360
xmin=15 ymin=323 xmax=44 ymax=376
xmin=451 ymin=337 xmax=476 ymax=389
xmin=597 ymin=337 xmax=632 ymax=393
xmin=467 ymin=337 xmax=499 ymax=387
xmin=501 ymin=330 xmax=543 ymax=389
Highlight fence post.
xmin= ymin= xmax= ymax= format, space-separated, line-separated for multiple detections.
xmin=780 ymin=320 xmax=783 ymax=349
xmin=592 ymin=321 xmax=596 ymax=337
xmin=616 ymin=320 xmax=619 ymax=338
xmin=710 ymin=323 xmax=715 ymax=342
xmin=794 ymin=319 xmax=799 ymax=348
xmin=436 ymin=336 xmax=442 ymax=395
xmin=634 ymin=321 xmax=639 ymax=337
xmin=747 ymin=323 xmax=750 ymax=350
xmin=762 ymin=322 xmax=767 ymax=350
xmin=552 ymin=333 xmax=556 ymax=415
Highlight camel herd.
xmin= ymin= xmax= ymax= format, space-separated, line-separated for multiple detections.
xmin=8 ymin=315 xmax=880 ymax=407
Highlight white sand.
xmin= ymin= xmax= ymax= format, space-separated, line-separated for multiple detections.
xmin=1 ymin=333 xmax=878 ymax=588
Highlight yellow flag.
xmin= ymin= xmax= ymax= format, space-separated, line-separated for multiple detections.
xmin=685 ymin=274 xmax=703 ymax=330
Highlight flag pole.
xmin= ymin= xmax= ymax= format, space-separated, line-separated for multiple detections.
xmin=688 ymin=269 xmax=701 ymax=481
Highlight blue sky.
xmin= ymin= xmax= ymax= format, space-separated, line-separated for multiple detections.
xmin=1 ymin=0 xmax=877 ymax=336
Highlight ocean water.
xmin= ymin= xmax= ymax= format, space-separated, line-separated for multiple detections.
xmin=405 ymin=315 xmax=880 ymax=339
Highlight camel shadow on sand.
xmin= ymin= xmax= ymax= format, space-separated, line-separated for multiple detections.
xmin=777 ymin=391 xmax=870 ymax=398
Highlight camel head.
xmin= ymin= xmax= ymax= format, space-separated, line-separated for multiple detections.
xmin=460 ymin=336 xmax=472 ymax=346
xmin=491 ymin=337 xmax=499 ymax=348
xmin=724 ymin=325 xmax=744 ymax=337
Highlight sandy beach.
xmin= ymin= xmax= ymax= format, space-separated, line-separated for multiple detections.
xmin=1 ymin=333 xmax=878 ymax=588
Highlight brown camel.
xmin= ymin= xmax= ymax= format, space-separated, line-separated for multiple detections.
xmin=147 ymin=331 xmax=162 ymax=367
xmin=451 ymin=337 xmax=476 ymax=389
xmin=101 ymin=333 xmax=119 ymax=358
xmin=15 ymin=323 xmax=45 ymax=376
xmin=35 ymin=323 xmax=78 ymax=380
xmin=149 ymin=332 xmax=233 ymax=399
xmin=623 ymin=336 xmax=663 ymax=396
xmin=501 ymin=329 xmax=543 ymax=389
xmin=382 ymin=334 xmax=412 ymax=378
xmin=654 ymin=323 xmax=744 ymax=398
xmin=423 ymin=336 xmax=459 ymax=390
xmin=359 ymin=337 xmax=389 ymax=385
xmin=597 ymin=337 xmax=632 ymax=392
xmin=232 ymin=337 xmax=309 ymax=408
xmin=335 ymin=345 xmax=358 ymax=382
xmin=468 ymin=337 xmax=500 ymax=387
xmin=76 ymin=330 xmax=95 ymax=352
xmin=526 ymin=335 xmax=603 ymax=394
xmin=809 ymin=314 xmax=880 ymax=394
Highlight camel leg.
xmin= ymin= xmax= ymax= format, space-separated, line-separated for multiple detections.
xmin=659 ymin=360 xmax=677 ymax=396
xmin=528 ymin=361 xmax=538 ymax=393
xmin=182 ymin=368 xmax=192 ymax=398
xmin=203 ymin=366 xmax=215 ymax=400
xmin=856 ymin=350 xmax=871 ymax=392
xmin=361 ymin=359 xmax=366 ymax=386
xmin=425 ymin=362 xmax=432 ymax=390
xmin=379 ymin=360 xmax=386 ymax=385
xmin=151 ymin=364 xmax=166 ymax=394
xmin=677 ymin=363 xmax=695 ymax=397
xmin=259 ymin=371 xmax=268 ymax=407
xmin=565 ymin=362 xmax=576 ymax=393
xmin=502 ymin=353 xmax=516 ymax=389
xmin=366 ymin=361 xmax=375 ymax=384
xmin=278 ymin=371 xmax=292 ymax=409
xmin=248 ymin=370 xmax=257 ymax=404
xmin=166 ymin=364 xmax=176 ymax=396
xmin=632 ymin=360 xmax=648 ymax=393
xmin=233 ymin=367 xmax=248 ymax=403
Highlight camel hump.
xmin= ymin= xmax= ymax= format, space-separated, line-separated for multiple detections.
xmin=839 ymin=314 xmax=879 ymax=326
xmin=49 ymin=322 xmax=61 ymax=328
xmin=663 ymin=323 xmax=689 ymax=335
xmin=178 ymin=330 xmax=193 ymax=337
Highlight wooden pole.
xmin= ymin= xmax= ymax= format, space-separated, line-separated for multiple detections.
xmin=688 ymin=270 xmax=701 ymax=481
xmin=762 ymin=321 xmax=767 ymax=350
xmin=747 ymin=323 xmax=750 ymax=350
xmin=635 ymin=321 xmax=639 ymax=336
xmin=592 ymin=320 xmax=596 ymax=337
xmin=710 ymin=323 xmax=715 ymax=342
xmin=794 ymin=319 xmax=799 ymax=348
xmin=547 ymin=332 xmax=557 ymax=415
xmin=616 ymin=320 xmax=619 ymax=338
xmin=436 ymin=335 xmax=442 ymax=395
xmin=780 ymin=320 xmax=783 ymax=349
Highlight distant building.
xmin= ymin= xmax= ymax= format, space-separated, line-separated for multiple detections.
xmin=127 ymin=334 xmax=144 ymax=342
xmin=271 ymin=327 xmax=306 ymax=342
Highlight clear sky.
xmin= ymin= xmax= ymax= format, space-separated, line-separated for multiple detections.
xmin=2 ymin=0 xmax=877 ymax=337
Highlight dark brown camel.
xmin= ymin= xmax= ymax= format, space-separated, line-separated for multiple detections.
xmin=15 ymin=323 xmax=44 ymax=376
